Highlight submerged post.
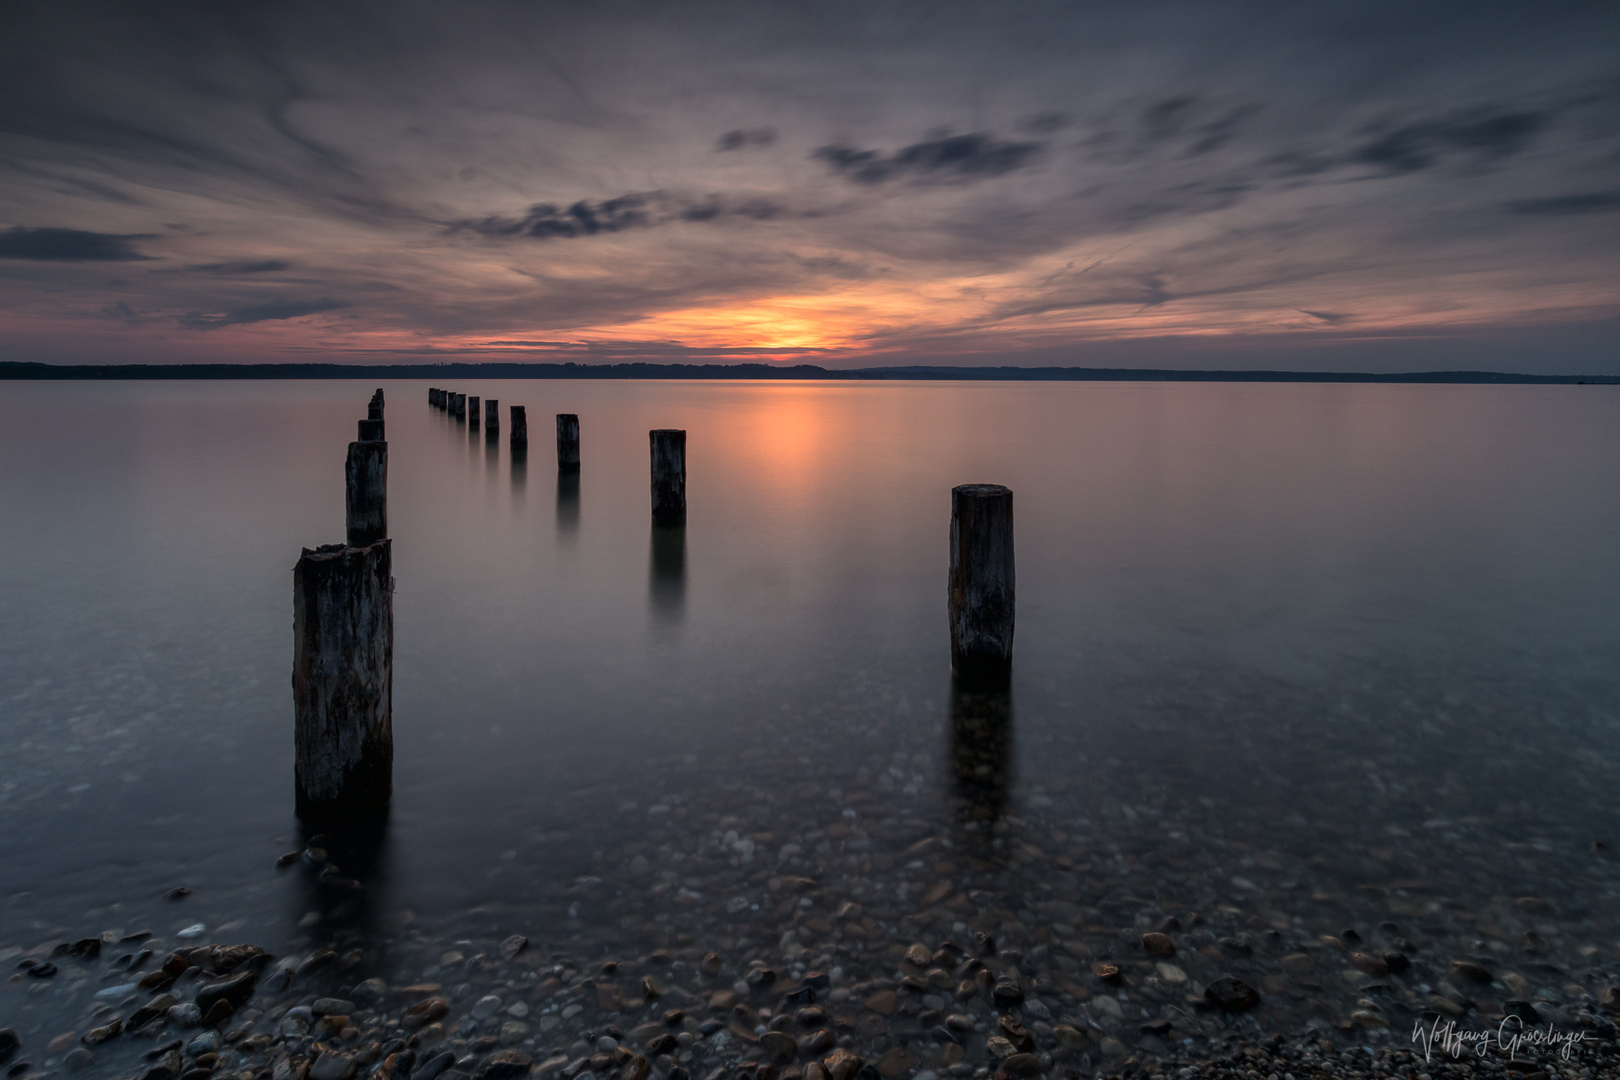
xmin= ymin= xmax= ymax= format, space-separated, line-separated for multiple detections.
xmin=650 ymin=428 xmax=686 ymax=525
xmin=510 ymin=405 xmax=528 ymax=449
xmin=346 ymin=428 xmax=387 ymax=547
xmin=293 ymin=541 xmax=393 ymax=821
xmin=485 ymin=398 xmax=499 ymax=432
xmin=468 ymin=396 xmax=481 ymax=429
xmin=948 ymin=484 xmax=1014 ymax=687
xmin=557 ymin=413 xmax=580 ymax=471
xmin=428 ymin=387 xmax=438 ymax=406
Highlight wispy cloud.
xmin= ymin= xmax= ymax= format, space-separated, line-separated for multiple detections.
xmin=181 ymin=259 xmax=291 ymax=274
xmin=715 ymin=128 xmax=776 ymax=152
xmin=0 ymin=227 xmax=154 ymax=261
xmin=452 ymin=191 xmax=783 ymax=241
xmin=1504 ymin=191 xmax=1620 ymax=216
xmin=177 ymin=297 xmax=348 ymax=330
xmin=814 ymin=132 xmax=1043 ymax=185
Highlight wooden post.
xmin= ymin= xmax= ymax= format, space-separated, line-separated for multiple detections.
xmin=357 ymin=418 xmax=383 ymax=442
xmin=650 ymin=429 xmax=686 ymax=525
xmin=485 ymin=398 xmax=499 ymax=432
xmin=293 ymin=541 xmax=393 ymax=821
xmin=510 ymin=405 xmax=528 ymax=448
xmin=428 ymin=387 xmax=437 ymax=406
xmin=454 ymin=393 xmax=466 ymax=418
xmin=948 ymin=484 xmax=1014 ymax=687
xmin=468 ymin=396 xmax=481 ymax=429
xmin=556 ymin=413 xmax=580 ymax=471
xmin=345 ymin=438 xmax=387 ymax=547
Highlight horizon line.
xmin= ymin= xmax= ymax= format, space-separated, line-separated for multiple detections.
xmin=0 ymin=359 xmax=1615 ymax=385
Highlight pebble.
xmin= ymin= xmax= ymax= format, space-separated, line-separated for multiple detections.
xmin=309 ymin=1051 xmax=356 ymax=1080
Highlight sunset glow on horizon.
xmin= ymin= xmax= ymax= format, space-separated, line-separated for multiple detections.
xmin=2 ymin=2 xmax=1617 ymax=372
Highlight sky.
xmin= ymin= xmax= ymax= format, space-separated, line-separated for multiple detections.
xmin=1 ymin=0 xmax=1617 ymax=372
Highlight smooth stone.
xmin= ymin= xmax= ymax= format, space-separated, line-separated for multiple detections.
xmin=823 ymin=1049 xmax=864 ymax=1080
xmin=1280 ymin=954 xmax=1314 ymax=976
xmin=186 ymin=1031 xmax=221 ymax=1056
xmin=471 ymin=996 xmax=503 ymax=1021
xmin=1450 ymin=961 xmax=1492 ymax=984
xmin=353 ymin=979 xmax=388 ymax=1005
xmin=1351 ymin=953 xmax=1390 ymax=977
xmin=168 ymin=1004 xmax=202 ymax=1028
xmin=194 ymin=971 xmax=256 ymax=1013
xmin=1000 ymin=1054 xmax=1041 ymax=1077
xmin=413 ymin=1049 xmax=458 ymax=1080
xmin=82 ymin=1020 xmax=122 ymax=1046
xmin=864 ymin=991 xmax=896 ymax=1016
xmin=759 ymin=1032 xmax=796 ymax=1062
xmin=96 ymin=982 xmax=140 ymax=1000
xmin=1203 ymin=977 xmax=1260 ymax=1012
xmin=310 ymin=1052 xmax=357 ymax=1080
xmin=476 ymin=1050 xmax=533 ymax=1080
xmin=1140 ymin=933 xmax=1175 ymax=957
xmin=404 ymin=998 xmax=451 ymax=1029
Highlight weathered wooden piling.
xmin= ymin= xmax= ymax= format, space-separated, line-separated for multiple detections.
xmin=357 ymin=418 xmax=384 ymax=442
xmin=510 ymin=405 xmax=528 ymax=448
xmin=556 ymin=413 xmax=580 ymax=471
xmin=454 ymin=392 xmax=466 ymax=418
xmin=650 ymin=428 xmax=686 ymax=525
xmin=429 ymin=387 xmax=438 ymax=406
xmin=345 ymin=435 xmax=387 ymax=547
xmin=292 ymin=541 xmax=393 ymax=821
xmin=485 ymin=398 xmax=499 ymax=432
xmin=468 ymin=396 xmax=481 ymax=429
xmin=948 ymin=484 xmax=1014 ymax=686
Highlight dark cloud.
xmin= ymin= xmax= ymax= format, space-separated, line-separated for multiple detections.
xmin=1017 ymin=112 xmax=1071 ymax=135
xmin=715 ymin=128 xmax=776 ymax=151
xmin=178 ymin=297 xmax=348 ymax=330
xmin=100 ymin=300 xmax=140 ymax=325
xmin=1504 ymin=190 xmax=1620 ymax=216
xmin=1351 ymin=108 xmax=1547 ymax=173
xmin=453 ymin=192 xmax=782 ymax=240
xmin=1299 ymin=309 xmax=1353 ymax=324
xmin=182 ymin=259 xmax=290 ymax=273
xmin=0 ymin=226 xmax=154 ymax=260
xmin=814 ymin=132 xmax=1043 ymax=185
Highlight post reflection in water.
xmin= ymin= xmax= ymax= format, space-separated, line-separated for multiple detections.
xmin=510 ymin=445 xmax=527 ymax=496
xmin=555 ymin=469 xmax=579 ymax=540
xmin=290 ymin=813 xmax=393 ymax=956
xmin=649 ymin=524 xmax=686 ymax=621
xmin=948 ymin=676 xmax=1013 ymax=825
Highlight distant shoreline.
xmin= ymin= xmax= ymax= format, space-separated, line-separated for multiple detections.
xmin=0 ymin=360 xmax=1614 ymax=384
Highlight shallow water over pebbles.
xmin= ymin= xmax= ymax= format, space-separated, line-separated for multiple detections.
xmin=3 ymin=380 xmax=1620 ymax=1077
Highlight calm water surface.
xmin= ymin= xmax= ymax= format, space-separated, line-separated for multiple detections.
xmin=3 ymin=380 xmax=1620 ymax=1071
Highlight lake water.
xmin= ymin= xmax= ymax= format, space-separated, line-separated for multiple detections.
xmin=3 ymin=379 xmax=1620 ymax=1075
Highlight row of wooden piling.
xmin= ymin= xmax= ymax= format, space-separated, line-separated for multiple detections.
xmin=427 ymin=387 xmax=684 ymax=521
xmin=293 ymin=389 xmax=395 ymax=824
xmin=292 ymin=386 xmax=1013 ymax=825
